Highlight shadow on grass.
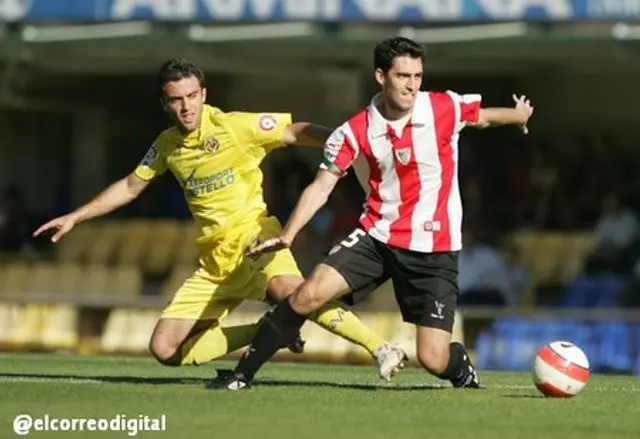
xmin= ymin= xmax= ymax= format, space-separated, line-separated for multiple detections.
xmin=0 ymin=372 xmax=443 ymax=391
xmin=501 ymin=394 xmax=543 ymax=399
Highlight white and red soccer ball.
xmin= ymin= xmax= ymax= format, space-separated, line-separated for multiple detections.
xmin=532 ymin=341 xmax=590 ymax=397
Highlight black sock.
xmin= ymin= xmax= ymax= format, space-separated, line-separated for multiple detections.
xmin=234 ymin=299 xmax=308 ymax=381
xmin=438 ymin=342 xmax=469 ymax=384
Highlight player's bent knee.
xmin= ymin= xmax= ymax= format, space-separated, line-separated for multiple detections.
xmin=290 ymin=263 xmax=350 ymax=314
xmin=290 ymin=281 xmax=324 ymax=313
xmin=149 ymin=337 xmax=182 ymax=366
xmin=416 ymin=345 xmax=449 ymax=376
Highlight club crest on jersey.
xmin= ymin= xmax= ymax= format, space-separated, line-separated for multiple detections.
xmin=203 ymin=137 xmax=220 ymax=153
xmin=395 ymin=148 xmax=411 ymax=165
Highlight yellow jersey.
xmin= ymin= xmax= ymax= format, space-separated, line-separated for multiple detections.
xmin=134 ymin=105 xmax=291 ymax=277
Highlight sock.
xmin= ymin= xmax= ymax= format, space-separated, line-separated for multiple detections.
xmin=309 ymin=302 xmax=386 ymax=354
xmin=181 ymin=323 xmax=258 ymax=366
xmin=234 ymin=300 xmax=307 ymax=381
xmin=438 ymin=342 xmax=470 ymax=384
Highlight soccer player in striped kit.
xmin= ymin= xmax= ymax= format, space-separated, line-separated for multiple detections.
xmin=208 ymin=37 xmax=533 ymax=390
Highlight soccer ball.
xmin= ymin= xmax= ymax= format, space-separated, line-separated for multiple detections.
xmin=532 ymin=341 xmax=590 ymax=398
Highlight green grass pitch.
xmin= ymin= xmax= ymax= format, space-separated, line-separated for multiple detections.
xmin=0 ymin=353 xmax=639 ymax=438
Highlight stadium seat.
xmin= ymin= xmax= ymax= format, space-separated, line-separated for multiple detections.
xmin=0 ymin=303 xmax=21 ymax=347
xmin=55 ymin=262 xmax=85 ymax=295
xmin=477 ymin=318 xmax=596 ymax=372
xmin=123 ymin=309 xmax=159 ymax=353
xmin=176 ymin=223 xmax=200 ymax=266
xmin=8 ymin=303 xmax=47 ymax=348
xmin=25 ymin=262 xmax=59 ymax=295
xmin=110 ymin=265 xmax=143 ymax=297
xmin=57 ymin=223 xmax=97 ymax=262
xmin=561 ymin=275 xmax=625 ymax=308
xmin=633 ymin=325 xmax=640 ymax=376
xmin=475 ymin=331 xmax=497 ymax=370
xmin=100 ymin=308 xmax=133 ymax=353
xmin=41 ymin=304 xmax=79 ymax=351
xmin=115 ymin=220 xmax=153 ymax=266
xmin=144 ymin=220 xmax=182 ymax=275
xmin=530 ymin=233 xmax=572 ymax=285
xmin=79 ymin=263 xmax=112 ymax=296
xmin=560 ymin=233 xmax=594 ymax=282
xmin=0 ymin=261 xmax=30 ymax=295
xmin=592 ymin=322 xmax=633 ymax=374
xmin=86 ymin=222 xmax=123 ymax=264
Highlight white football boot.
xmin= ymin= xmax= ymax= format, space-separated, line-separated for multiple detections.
xmin=373 ymin=342 xmax=408 ymax=381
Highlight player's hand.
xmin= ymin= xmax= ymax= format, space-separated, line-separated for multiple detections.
xmin=246 ymin=236 xmax=291 ymax=258
xmin=512 ymin=94 xmax=534 ymax=134
xmin=33 ymin=214 xmax=78 ymax=243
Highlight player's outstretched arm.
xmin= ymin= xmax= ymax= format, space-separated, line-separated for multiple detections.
xmin=247 ymin=169 xmax=340 ymax=256
xmin=33 ymin=173 xmax=149 ymax=242
xmin=282 ymin=122 xmax=334 ymax=147
xmin=471 ymin=94 xmax=534 ymax=133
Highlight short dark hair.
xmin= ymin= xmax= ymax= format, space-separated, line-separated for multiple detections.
xmin=374 ymin=37 xmax=424 ymax=72
xmin=157 ymin=58 xmax=206 ymax=96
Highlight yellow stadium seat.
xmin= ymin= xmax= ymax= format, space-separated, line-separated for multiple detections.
xmin=25 ymin=262 xmax=59 ymax=295
xmin=0 ymin=261 xmax=31 ymax=295
xmin=571 ymin=232 xmax=596 ymax=257
xmin=144 ymin=220 xmax=182 ymax=275
xmin=124 ymin=309 xmax=159 ymax=353
xmin=115 ymin=220 xmax=152 ymax=266
xmin=100 ymin=308 xmax=132 ymax=353
xmin=176 ymin=223 xmax=200 ymax=266
xmin=529 ymin=233 xmax=573 ymax=285
xmin=86 ymin=222 xmax=123 ymax=264
xmin=0 ymin=303 xmax=21 ymax=346
xmin=8 ymin=303 xmax=48 ymax=348
xmin=511 ymin=231 xmax=538 ymax=267
xmin=55 ymin=262 xmax=85 ymax=295
xmin=110 ymin=265 xmax=143 ymax=297
xmin=57 ymin=223 xmax=97 ymax=262
xmin=41 ymin=304 xmax=79 ymax=351
xmin=79 ymin=263 xmax=112 ymax=296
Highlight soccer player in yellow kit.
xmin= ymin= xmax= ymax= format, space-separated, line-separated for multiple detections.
xmin=34 ymin=58 xmax=406 ymax=380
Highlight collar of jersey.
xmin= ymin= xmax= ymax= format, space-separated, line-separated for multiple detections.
xmin=178 ymin=105 xmax=220 ymax=148
xmin=368 ymin=92 xmax=428 ymax=138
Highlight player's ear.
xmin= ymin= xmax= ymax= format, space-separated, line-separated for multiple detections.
xmin=374 ymin=68 xmax=385 ymax=87
xmin=201 ymin=87 xmax=207 ymax=103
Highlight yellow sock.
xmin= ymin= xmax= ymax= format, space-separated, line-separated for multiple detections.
xmin=309 ymin=302 xmax=386 ymax=354
xmin=181 ymin=323 xmax=258 ymax=366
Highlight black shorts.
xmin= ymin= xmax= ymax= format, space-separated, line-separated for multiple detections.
xmin=325 ymin=228 xmax=459 ymax=331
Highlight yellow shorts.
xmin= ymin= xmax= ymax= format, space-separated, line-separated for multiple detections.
xmin=161 ymin=216 xmax=302 ymax=321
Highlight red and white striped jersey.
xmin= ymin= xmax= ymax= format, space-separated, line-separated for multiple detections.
xmin=320 ymin=90 xmax=482 ymax=253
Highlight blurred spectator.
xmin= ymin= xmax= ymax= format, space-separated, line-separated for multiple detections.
xmin=458 ymin=231 xmax=513 ymax=306
xmin=586 ymin=192 xmax=640 ymax=274
xmin=594 ymin=192 xmax=639 ymax=251
xmin=504 ymin=240 xmax=530 ymax=304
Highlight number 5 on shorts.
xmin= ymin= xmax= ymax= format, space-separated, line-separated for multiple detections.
xmin=341 ymin=228 xmax=366 ymax=248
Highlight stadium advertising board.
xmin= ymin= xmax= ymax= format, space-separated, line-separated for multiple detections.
xmin=1 ymin=0 xmax=640 ymax=23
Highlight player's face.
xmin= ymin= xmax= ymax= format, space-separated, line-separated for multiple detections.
xmin=161 ymin=76 xmax=207 ymax=133
xmin=376 ymin=56 xmax=423 ymax=115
